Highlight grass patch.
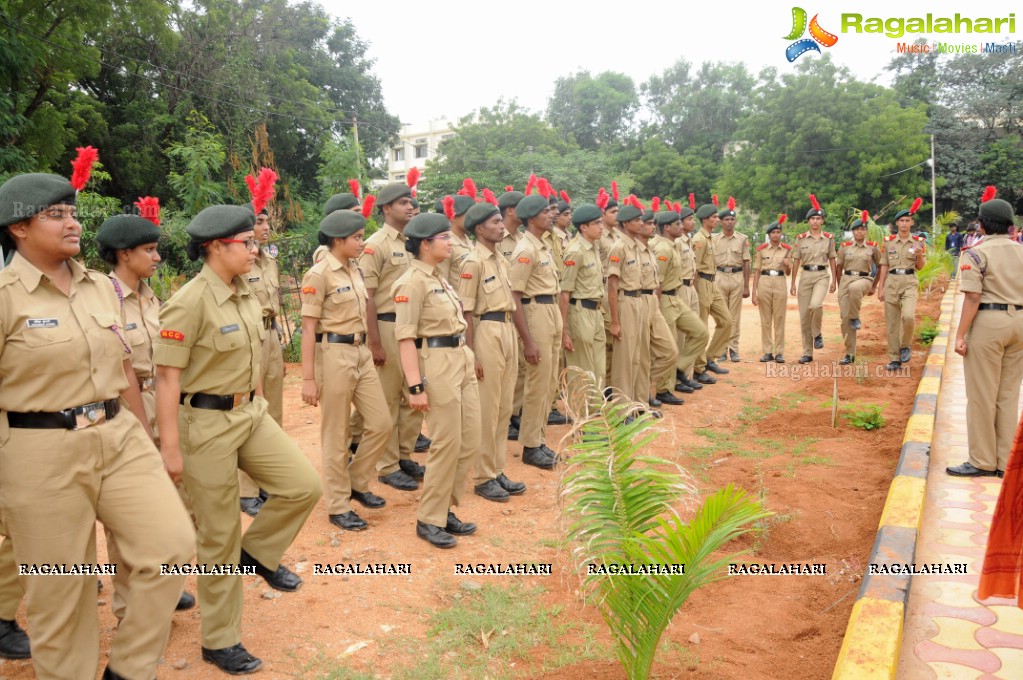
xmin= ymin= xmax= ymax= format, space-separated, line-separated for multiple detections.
xmin=916 ymin=316 xmax=940 ymax=345
xmin=843 ymin=403 xmax=886 ymax=430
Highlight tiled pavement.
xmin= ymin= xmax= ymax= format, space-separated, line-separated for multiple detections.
xmin=898 ymin=289 xmax=1023 ymax=680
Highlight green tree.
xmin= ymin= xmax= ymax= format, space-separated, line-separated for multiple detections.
xmin=546 ymin=71 xmax=637 ymax=150
xmin=978 ymin=135 xmax=1023 ymax=207
xmin=166 ymin=111 xmax=227 ymax=215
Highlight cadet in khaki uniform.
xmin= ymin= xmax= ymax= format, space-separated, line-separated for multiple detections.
xmin=0 ymin=172 xmax=194 ymax=680
xmin=0 ymin=528 xmax=27 ymax=660
xmin=790 ymin=196 xmax=837 ymax=363
xmin=835 ymin=212 xmax=880 ymax=365
xmin=639 ymin=211 xmax=680 ymax=407
xmin=359 ymin=182 xmax=425 ymax=490
xmin=691 ymin=205 xmax=732 ymax=381
xmin=947 ymin=195 xmax=1023 ymax=477
xmin=712 ymin=199 xmax=750 ymax=362
xmin=300 ymin=210 xmax=390 ymax=531
xmin=877 ymin=199 xmax=926 ymax=370
xmin=509 ymin=195 xmax=563 ymax=469
xmin=498 ymin=190 xmax=525 ymax=438
xmin=674 ymin=207 xmax=707 ymax=391
xmin=394 ymin=213 xmax=481 ymax=548
xmin=312 ymin=190 xmax=362 ymax=265
xmin=553 ymin=195 xmax=573 ymax=253
xmin=438 ymin=194 xmax=475 ymax=285
xmin=652 ymin=210 xmax=708 ymax=398
xmin=155 ymin=205 xmax=321 ymax=675
xmin=559 ymin=204 xmax=606 ymax=413
xmin=751 ymin=217 xmax=792 ymax=363
xmin=459 ymin=202 xmax=526 ymax=502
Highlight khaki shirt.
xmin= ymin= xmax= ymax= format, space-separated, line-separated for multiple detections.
xmin=638 ymin=240 xmax=660 ymax=290
xmin=691 ymin=228 xmax=717 ymax=276
xmin=508 ymin=230 xmax=560 ymax=297
xmin=0 ymin=253 xmax=129 ymax=412
xmin=560 ymin=238 xmax=604 ymax=300
xmin=498 ymin=226 xmax=520 ymax=261
xmin=880 ymin=233 xmax=926 ymax=269
xmin=553 ymin=226 xmax=570 ymax=253
xmin=543 ymin=230 xmax=565 ymax=275
xmin=154 ymin=264 xmax=263 ymax=395
xmin=300 ymin=252 xmax=367 ymax=335
xmin=712 ymin=231 xmax=751 ymax=268
xmin=959 ymin=234 xmax=1023 ymax=305
xmin=457 ymin=242 xmax=516 ymax=315
xmin=651 ymin=234 xmax=683 ymax=290
xmin=598 ymin=227 xmax=621 ymax=269
xmin=393 ymin=259 xmax=467 ymax=341
xmin=248 ymin=247 xmax=281 ymax=319
xmin=792 ymin=231 xmax=837 ymax=267
xmin=441 ymin=231 xmax=474 ymax=287
xmin=606 ymin=234 xmax=642 ymax=291
xmin=112 ymin=273 xmax=160 ymax=382
xmin=677 ymin=234 xmax=697 ymax=281
xmin=360 ymin=223 xmax=410 ymax=314
xmin=753 ymin=242 xmax=792 ymax=274
xmin=837 ymin=241 xmax=880 ymax=276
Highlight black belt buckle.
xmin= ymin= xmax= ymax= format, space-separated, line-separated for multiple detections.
xmin=803 ymin=265 xmax=825 ymax=272
xmin=682 ymin=279 xmax=692 ymax=287
xmin=523 ymin=294 xmax=555 ymax=305
xmin=316 ymin=332 xmax=362 ymax=345
xmin=698 ymin=272 xmax=715 ymax=282
xmin=569 ymin=298 xmax=600 ymax=310
xmin=979 ymin=303 xmax=1023 ymax=311
xmin=414 ymin=335 xmax=464 ymax=349
xmin=479 ymin=311 xmax=510 ymax=322
xmin=843 ymin=270 xmax=869 ymax=276
xmin=640 ymin=288 xmax=655 ymax=295
xmin=621 ymin=290 xmax=640 ymax=297
xmin=7 ymin=399 xmax=119 ymax=430
xmin=891 ymin=268 xmax=916 ymax=275
xmin=376 ymin=312 xmax=397 ymax=322
xmin=661 ymin=288 xmax=677 ymax=296
xmin=761 ymin=270 xmax=784 ymax=277
xmin=716 ymin=266 xmax=741 ymax=273
xmin=181 ymin=391 xmax=254 ymax=410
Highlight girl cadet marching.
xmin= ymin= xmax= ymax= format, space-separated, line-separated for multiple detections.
xmin=393 ymin=212 xmax=482 ymax=549
xmin=154 ymin=204 xmax=321 ymax=675
xmin=300 ymin=208 xmax=391 ymax=531
xmin=0 ymin=158 xmax=193 ymax=680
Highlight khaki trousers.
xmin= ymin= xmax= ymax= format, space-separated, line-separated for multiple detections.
xmin=696 ymin=277 xmax=732 ymax=367
xmin=659 ymin=291 xmax=708 ymax=388
xmin=0 ymin=527 xmax=21 ymax=620
xmin=716 ymin=271 xmax=744 ymax=353
xmin=240 ymin=329 xmax=285 ymax=497
xmin=611 ymin=294 xmax=650 ymax=403
xmin=366 ymin=319 xmax=424 ymax=475
xmin=648 ymin=295 xmax=679 ymax=395
xmin=758 ymin=276 xmax=788 ymax=355
xmin=964 ymin=310 xmax=1023 ymax=471
xmin=797 ymin=270 xmax=829 ymax=355
xmin=884 ymin=274 xmax=918 ymax=361
xmin=839 ymin=276 xmax=873 ymax=356
xmin=680 ymin=285 xmax=704 ymax=375
xmin=178 ymin=396 xmax=321 ymax=648
xmin=418 ymin=345 xmax=481 ymax=527
xmin=565 ymin=302 xmax=606 ymax=414
xmin=473 ymin=320 xmax=518 ymax=485
xmin=318 ymin=341 xmax=390 ymax=515
xmin=520 ymin=303 xmax=562 ymax=448
xmin=0 ymin=412 xmax=194 ymax=680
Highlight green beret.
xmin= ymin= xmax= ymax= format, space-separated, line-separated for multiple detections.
xmin=319 ymin=210 xmax=366 ymax=239
xmin=453 ymin=195 xmax=475 ymax=217
xmin=410 ymin=198 xmax=420 ymax=210
xmin=96 ymin=215 xmax=161 ymax=250
xmin=604 ymin=198 xmax=619 ymax=210
xmin=547 ymin=195 xmax=558 ymax=206
xmin=893 ymin=208 xmax=915 ymax=220
xmin=498 ymin=190 xmax=525 ymax=210
xmin=516 ymin=195 xmax=549 ymax=221
xmin=850 ymin=219 xmax=868 ymax=229
xmin=324 ymin=193 xmax=359 ymax=215
xmin=695 ymin=204 xmax=718 ymax=220
xmin=377 ymin=182 xmax=412 ymax=206
xmin=434 ymin=198 xmax=445 ymax=213
xmin=642 ymin=209 xmax=655 ymax=222
xmin=186 ymin=205 xmax=256 ymax=242
xmin=805 ymin=207 xmax=825 ymax=219
xmin=766 ymin=222 xmax=783 ymax=233
xmin=655 ymin=211 xmax=681 ymax=226
xmin=678 ymin=207 xmax=695 ymax=220
xmin=979 ymin=198 xmax=1015 ymax=224
xmin=464 ymin=202 xmax=501 ymax=233
xmin=0 ymin=173 xmax=76 ymax=228
xmin=617 ymin=205 xmax=643 ymax=222
xmin=571 ymin=204 xmax=602 ymax=226
xmin=556 ymin=200 xmax=571 ymax=213
xmin=718 ymin=208 xmax=736 ymax=219
xmin=404 ymin=212 xmax=450 ymax=239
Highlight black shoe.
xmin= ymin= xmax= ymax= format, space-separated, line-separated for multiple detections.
xmin=900 ymin=347 xmax=911 ymax=364
xmin=240 ymin=550 xmax=302 ymax=592
xmin=399 ymin=458 xmax=425 ymax=479
xmin=0 ymin=619 xmax=30 ymax=659
xmin=507 ymin=424 xmax=519 ymax=441
xmin=239 ymin=496 xmax=263 ymax=517
xmin=838 ymin=355 xmax=854 ymax=365
xmin=102 ymin=667 xmax=129 ymax=680
xmin=656 ymin=391 xmax=684 ymax=406
xmin=522 ymin=446 xmax=556 ymax=470
xmin=351 ymin=489 xmax=386 ymax=509
xmin=694 ymin=371 xmax=717 ymax=385
xmin=509 ymin=414 xmax=521 ymax=430
xmin=705 ymin=361 xmax=729 ymax=375
xmin=176 ymin=591 xmax=196 ymax=611
xmin=349 ymin=441 xmax=359 ymax=456
xmin=445 ymin=511 xmax=477 ymax=536
xmin=850 ymin=319 xmax=861 ymax=331
xmin=496 ymin=473 xmax=526 ymax=495
xmin=814 ymin=335 xmax=824 ymax=350
xmin=676 ymin=369 xmax=687 ymax=383
xmin=759 ymin=353 xmax=774 ymax=362
xmin=329 ymin=510 xmax=368 ymax=532
xmin=202 ymin=643 xmax=262 ymax=675
xmin=798 ymin=355 xmax=813 ymax=364
xmin=547 ymin=409 xmax=569 ymax=425
xmin=415 ymin=433 xmax=432 ymax=452
xmin=775 ymin=355 xmax=785 ymax=363
xmin=474 ymin=480 xmax=510 ymax=502
xmin=675 ymin=381 xmax=694 ymax=394
xmin=946 ymin=462 xmax=997 ymax=477
xmin=378 ymin=470 xmax=419 ymax=491
xmin=648 ymin=396 xmax=662 ymax=408
xmin=884 ymin=360 xmax=902 ymax=371
xmin=644 ymin=409 xmax=663 ymax=419
xmin=539 ymin=443 xmax=562 ymax=463
xmin=729 ymin=350 xmax=740 ymax=362
xmin=257 ymin=488 xmax=269 ymax=502
xmin=718 ymin=353 xmax=728 ymax=363
xmin=684 ymin=378 xmax=703 ymax=390
xmin=416 ymin=521 xmax=456 ymax=549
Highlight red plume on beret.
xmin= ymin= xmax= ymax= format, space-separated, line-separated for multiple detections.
xmin=651 ymin=197 xmax=661 ymax=211
xmin=70 ymin=146 xmax=100 ymax=192
xmin=981 ymin=186 xmax=997 ymax=202
xmin=909 ymin=197 xmax=922 ymax=215
xmin=628 ymin=195 xmax=645 ymax=211
xmin=525 ymin=173 xmax=537 ymax=196
xmin=443 ymin=195 xmax=455 ymax=220
xmin=861 ymin=210 xmax=869 ymax=224
xmin=809 ymin=193 xmax=821 ymax=212
xmin=461 ymin=178 xmax=478 ymax=200
xmin=727 ymin=196 xmax=736 ymax=211
xmin=674 ymin=202 xmax=681 ymax=212
xmin=482 ymin=188 xmax=498 ymax=205
xmin=245 ymin=167 xmax=279 ymax=215
xmin=778 ymin=214 xmax=788 ymax=225
xmin=596 ymin=188 xmax=609 ymax=212
xmin=688 ymin=193 xmax=696 ymax=210
xmin=535 ymin=178 xmax=550 ymax=199
xmin=560 ymin=190 xmax=570 ymax=203
xmin=134 ymin=196 xmax=160 ymax=226
xmin=406 ymin=167 xmax=420 ymax=197
xmin=360 ymin=195 xmax=376 ymax=218
xmin=348 ymin=179 xmax=361 ymax=198
xmin=611 ymin=181 xmax=619 ymax=201
xmin=712 ymin=194 xmax=718 ymax=207
xmin=505 ymin=185 xmax=514 ymax=192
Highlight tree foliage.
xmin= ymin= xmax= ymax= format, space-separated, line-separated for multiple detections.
xmin=546 ymin=70 xmax=637 ymax=151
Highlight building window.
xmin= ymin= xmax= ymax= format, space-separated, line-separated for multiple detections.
xmin=393 ymin=147 xmax=404 ymax=162
xmin=414 ymin=143 xmax=428 ymax=159
xmin=395 ymin=174 xmax=405 ymax=181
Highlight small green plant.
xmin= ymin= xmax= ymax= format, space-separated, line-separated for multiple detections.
xmin=916 ymin=316 xmax=939 ymax=345
xmin=283 ymin=328 xmax=302 ymax=363
xmin=843 ymin=403 xmax=886 ymax=430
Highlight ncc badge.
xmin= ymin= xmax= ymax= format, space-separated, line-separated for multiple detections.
xmin=267 ymin=244 xmax=279 ymax=258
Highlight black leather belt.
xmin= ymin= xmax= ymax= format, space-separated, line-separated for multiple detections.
xmin=802 ymin=265 xmax=826 ymax=272
xmin=569 ymin=298 xmax=600 ymax=310
xmin=7 ymin=399 xmax=120 ymax=430
xmin=698 ymin=272 xmax=715 ymax=282
xmin=891 ymin=268 xmax=916 ymax=275
xmin=843 ymin=270 xmax=870 ymax=276
xmin=414 ymin=335 xmax=464 ymax=349
xmin=761 ymin=270 xmax=785 ymax=276
xmin=376 ymin=312 xmax=397 ymax=322
xmin=717 ymin=266 xmax=742 ymax=273
xmin=682 ymin=279 xmax=692 ymax=287
xmin=316 ymin=332 xmax=363 ymax=345
xmin=181 ymin=391 xmax=255 ymax=410
xmin=661 ymin=288 xmax=677 ymax=296
xmin=979 ymin=303 xmax=1023 ymax=311
xmin=621 ymin=290 xmax=641 ymax=297
xmin=641 ymin=288 xmax=656 ymax=295
xmin=479 ymin=311 xmax=511 ymax=322
xmin=520 ymin=295 xmax=555 ymax=305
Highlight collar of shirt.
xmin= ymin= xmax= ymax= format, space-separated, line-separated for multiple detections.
xmin=453 ymin=231 xmax=471 ymax=248
xmin=110 ymin=271 xmax=153 ymax=300
xmin=9 ymin=251 xmax=88 ymax=293
xmin=324 ymin=250 xmax=356 ymax=273
xmin=805 ymin=231 xmax=827 ymax=239
xmin=523 ymin=230 xmax=549 ymax=252
xmin=410 ymin=258 xmax=438 ymax=277
xmin=383 ymin=223 xmax=407 ymax=243
xmin=576 ymin=238 xmax=596 ymax=253
xmin=553 ymin=226 xmax=568 ymax=240
xmin=894 ymin=233 xmax=914 ymax=243
xmin=475 ymin=241 xmax=500 ymax=261
xmin=199 ymin=263 xmax=252 ymax=305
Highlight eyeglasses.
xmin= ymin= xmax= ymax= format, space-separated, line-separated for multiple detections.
xmin=219 ymin=238 xmax=259 ymax=250
xmin=426 ymin=233 xmax=452 ymax=241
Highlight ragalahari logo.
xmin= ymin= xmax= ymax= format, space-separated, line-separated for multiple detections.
xmin=784 ymin=7 xmax=839 ymax=62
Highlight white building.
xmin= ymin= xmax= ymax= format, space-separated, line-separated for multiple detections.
xmin=385 ymin=119 xmax=455 ymax=184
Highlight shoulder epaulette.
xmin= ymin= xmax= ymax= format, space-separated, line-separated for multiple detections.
xmin=782 ymin=243 xmax=793 ymax=250
xmin=824 ymin=231 xmax=833 ymax=239
xmin=913 ymin=235 xmax=926 ymax=242
xmin=866 ymin=241 xmax=877 ymax=246
xmin=884 ymin=234 xmax=897 ymax=242
xmin=797 ymin=232 xmax=807 ymax=239
xmin=842 ymin=240 xmax=852 ymax=247
xmin=0 ymin=267 xmax=17 ymax=289
xmin=756 ymin=243 xmax=769 ymax=251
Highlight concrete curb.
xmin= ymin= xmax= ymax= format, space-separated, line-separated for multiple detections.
xmin=831 ymin=284 xmax=957 ymax=680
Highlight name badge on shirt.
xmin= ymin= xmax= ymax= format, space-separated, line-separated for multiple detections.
xmin=540 ymin=260 xmax=551 ymax=267
xmin=626 ymin=259 xmax=636 ymax=265
xmin=336 ymin=286 xmax=352 ymax=293
xmin=220 ymin=324 xmax=240 ymax=334
xmin=483 ymin=275 xmax=497 ymax=284
xmin=433 ymin=288 xmax=446 ymax=294
xmin=247 ymin=276 xmax=260 ymax=283
xmin=125 ymin=323 xmax=138 ymax=331
xmin=392 ymin=252 xmax=404 ymax=258
xmin=27 ymin=318 xmax=59 ymax=329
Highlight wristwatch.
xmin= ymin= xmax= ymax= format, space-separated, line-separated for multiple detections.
xmin=409 ymin=377 xmax=428 ymax=395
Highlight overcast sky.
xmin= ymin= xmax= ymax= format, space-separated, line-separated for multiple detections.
xmin=322 ymin=0 xmax=1019 ymax=130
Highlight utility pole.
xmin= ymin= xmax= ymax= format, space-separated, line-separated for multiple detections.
xmin=351 ymin=112 xmax=361 ymax=184
xmin=930 ymin=133 xmax=937 ymax=238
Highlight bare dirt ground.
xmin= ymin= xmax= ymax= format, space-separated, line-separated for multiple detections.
xmin=1 ymin=284 xmax=945 ymax=680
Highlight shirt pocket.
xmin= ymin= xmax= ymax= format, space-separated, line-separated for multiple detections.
xmin=19 ymin=318 xmax=73 ymax=348
xmin=89 ymin=311 xmax=127 ymax=360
